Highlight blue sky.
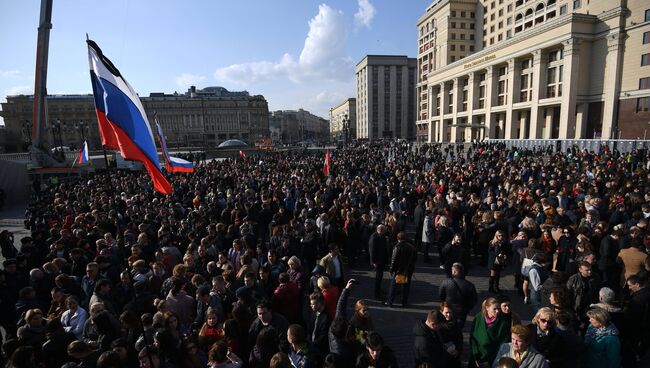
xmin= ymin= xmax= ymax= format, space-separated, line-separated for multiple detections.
xmin=0 ymin=0 xmax=427 ymax=125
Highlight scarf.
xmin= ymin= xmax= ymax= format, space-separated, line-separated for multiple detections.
xmin=484 ymin=314 xmax=497 ymax=327
xmin=584 ymin=323 xmax=618 ymax=345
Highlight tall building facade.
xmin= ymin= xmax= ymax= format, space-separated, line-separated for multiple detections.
xmin=356 ymin=55 xmax=417 ymax=140
xmin=0 ymin=86 xmax=269 ymax=152
xmin=269 ymin=109 xmax=330 ymax=144
xmin=329 ymin=98 xmax=356 ymax=142
xmin=416 ymin=0 xmax=650 ymax=142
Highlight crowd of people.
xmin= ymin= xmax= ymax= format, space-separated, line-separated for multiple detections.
xmin=0 ymin=140 xmax=648 ymax=368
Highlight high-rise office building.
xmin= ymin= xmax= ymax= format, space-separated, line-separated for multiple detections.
xmin=356 ymin=55 xmax=417 ymax=140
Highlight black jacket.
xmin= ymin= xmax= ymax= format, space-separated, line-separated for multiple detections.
xmin=308 ymin=310 xmax=331 ymax=355
xmin=624 ymin=287 xmax=650 ymax=342
xmin=413 ymin=320 xmax=445 ymax=367
xmin=526 ymin=324 xmax=566 ymax=368
xmin=368 ymin=232 xmax=390 ymax=266
xmin=328 ymin=288 xmax=359 ymax=368
xmin=439 ymin=276 xmax=477 ymax=317
xmin=355 ymin=346 xmax=399 ymax=368
xmin=390 ymin=240 xmax=416 ymax=276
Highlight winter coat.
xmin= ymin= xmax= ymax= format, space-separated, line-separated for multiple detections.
xmin=413 ymin=320 xmax=447 ymax=367
xmin=422 ymin=215 xmax=435 ymax=243
xmin=583 ymin=324 xmax=621 ymax=368
xmin=617 ymin=246 xmax=648 ymax=286
xmin=439 ymin=276 xmax=478 ymax=318
xmin=470 ymin=312 xmax=511 ymax=364
xmin=526 ymin=324 xmax=565 ymax=368
xmin=566 ymin=273 xmax=600 ymax=315
xmin=355 ymin=346 xmax=398 ymax=368
xmin=389 ymin=240 xmax=416 ymax=276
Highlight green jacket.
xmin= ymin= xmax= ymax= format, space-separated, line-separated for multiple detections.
xmin=470 ymin=312 xmax=511 ymax=364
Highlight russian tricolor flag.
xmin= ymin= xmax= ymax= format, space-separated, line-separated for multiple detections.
xmin=155 ymin=120 xmax=194 ymax=173
xmin=78 ymin=141 xmax=89 ymax=165
xmin=323 ymin=149 xmax=331 ymax=176
xmin=87 ymin=39 xmax=172 ymax=194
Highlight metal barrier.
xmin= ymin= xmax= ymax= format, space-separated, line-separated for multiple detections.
xmin=484 ymin=139 xmax=650 ymax=153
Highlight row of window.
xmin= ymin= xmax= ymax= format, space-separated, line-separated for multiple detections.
xmin=450 ymin=44 xmax=475 ymax=52
xmin=450 ymin=10 xmax=475 ymax=18
xmin=449 ymin=22 xmax=475 ymax=30
xmin=450 ymin=33 xmax=475 ymax=41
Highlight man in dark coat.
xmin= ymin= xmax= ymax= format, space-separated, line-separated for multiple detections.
xmin=308 ymin=291 xmax=331 ymax=355
xmin=368 ymin=225 xmax=389 ymax=299
xmin=413 ymin=199 xmax=425 ymax=251
xmin=248 ymin=300 xmax=290 ymax=350
xmin=566 ymin=261 xmax=600 ymax=322
xmin=438 ymin=262 xmax=477 ymax=329
xmin=623 ymin=275 xmax=650 ymax=366
xmin=301 ymin=219 xmax=321 ymax=272
xmin=413 ymin=309 xmax=452 ymax=367
xmin=385 ymin=232 xmax=416 ymax=308
xmin=355 ymin=331 xmax=398 ymax=368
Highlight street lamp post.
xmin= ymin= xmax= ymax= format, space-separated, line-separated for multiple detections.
xmin=78 ymin=120 xmax=87 ymax=150
xmin=24 ymin=120 xmax=33 ymax=148
xmin=342 ymin=114 xmax=349 ymax=146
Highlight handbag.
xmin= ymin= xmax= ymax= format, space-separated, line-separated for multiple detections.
xmin=394 ymin=273 xmax=408 ymax=284
xmin=494 ymin=253 xmax=508 ymax=266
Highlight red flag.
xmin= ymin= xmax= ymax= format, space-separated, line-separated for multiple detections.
xmin=239 ymin=150 xmax=246 ymax=159
xmin=323 ymin=149 xmax=331 ymax=176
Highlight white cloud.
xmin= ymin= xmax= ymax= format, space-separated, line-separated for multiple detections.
xmin=315 ymin=90 xmax=347 ymax=105
xmin=174 ymin=73 xmax=207 ymax=88
xmin=0 ymin=70 xmax=21 ymax=78
xmin=213 ymin=4 xmax=352 ymax=87
xmin=354 ymin=0 xmax=376 ymax=30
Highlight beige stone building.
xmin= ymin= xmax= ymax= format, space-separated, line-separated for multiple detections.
xmin=416 ymin=0 xmax=650 ymax=143
xmin=268 ymin=109 xmax=329 ymax=145
xmin=0 ymin=86 xmax=269 ymax=152
xmin=356 ymin=55 xmax=417 ymax=140
xmin=329 ymin=98 xmax=356 ymax=142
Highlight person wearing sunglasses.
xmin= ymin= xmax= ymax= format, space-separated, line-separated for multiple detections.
xmin=527 ymin=308 xmax=565 ymax=368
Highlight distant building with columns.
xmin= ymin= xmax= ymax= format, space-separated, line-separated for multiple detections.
xmin=329 ymin=98 xmax=356 ymax=142
xmin=416 ymin=0 xmax=650 ymax=143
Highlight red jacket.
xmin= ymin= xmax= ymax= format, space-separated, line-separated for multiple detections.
xmin=322 ymin=286 xmax=340 ymax=320
xmin=272 ymin=283 xmax=301 ymax=323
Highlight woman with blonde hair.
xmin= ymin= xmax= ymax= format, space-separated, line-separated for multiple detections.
xmin=584 ymin=308 xmax=620 ymax=368
xmin=469 ymin=297 xmax=511 ymax=367
xmin=469 ymin=297 xmax=511 ymax=368
xmin=526 ymin=308 xmax=565 ymax=367
xmin=287 ymin=256 xmax=305 ymax=294
xmin=492 ymin=324 xmax=548 ymax=368
xmin=487 ymin=230 xmax=510 ymax=293
xmin=317 ymin=276 xmax=339 ymax=319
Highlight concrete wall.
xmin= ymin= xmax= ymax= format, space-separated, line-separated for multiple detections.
xmin=0 ymin=161 xmax=29 ymax=205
